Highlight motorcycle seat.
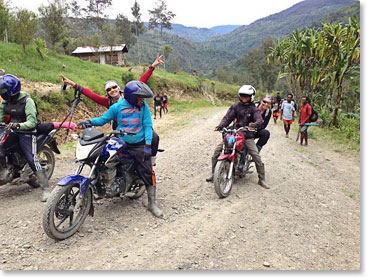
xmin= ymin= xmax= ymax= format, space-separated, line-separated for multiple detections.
xmin=80 ymin=136 xmax=107 ymax=146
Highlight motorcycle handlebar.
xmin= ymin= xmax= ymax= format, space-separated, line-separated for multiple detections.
xmin=110 ymin=129 xmax=137 ymax=136
xmin=219 ymin=126 xmax=256 ymax=133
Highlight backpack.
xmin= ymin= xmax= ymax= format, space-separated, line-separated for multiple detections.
xmin=309 ymin=104 xmax=318 ymax=122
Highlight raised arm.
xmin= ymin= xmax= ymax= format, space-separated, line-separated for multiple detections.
xmin=139 ymin=54 xmax=164 ymax=83
xmin=60 ymin=73 xmax=109 ymax=108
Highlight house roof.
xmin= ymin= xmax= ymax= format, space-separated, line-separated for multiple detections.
xmin=72 ymin=44 xmax=128 ymax=54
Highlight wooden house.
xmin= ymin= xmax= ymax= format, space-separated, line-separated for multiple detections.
xmin=72 ymin=44 xmax=128 ymax=66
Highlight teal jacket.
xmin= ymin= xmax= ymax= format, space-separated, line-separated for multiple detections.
xmin=90 ymin=99 xmax=153 ymax=145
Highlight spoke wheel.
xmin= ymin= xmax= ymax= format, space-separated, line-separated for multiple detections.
xmin=42 ymin=183 xmax=91 ymax=240
xmin=213 ymin=160 xmax=233 ymax=198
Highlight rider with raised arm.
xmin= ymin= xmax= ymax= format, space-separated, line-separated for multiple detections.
xmin=78 ymin=81 xmax=163 ymax=218
xmin=60 ymin=54 xmax=164 ymax=166
xmin=206 ymin=85 xmax=269 ymax=189
xmin=0 ymin=74 xmax=51 ymax=201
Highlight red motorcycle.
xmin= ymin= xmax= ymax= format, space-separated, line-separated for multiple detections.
xmin=213 ymin=126 xmax=253 ymax=198
xmin=0 ymin=123 xmax=59 ymax=187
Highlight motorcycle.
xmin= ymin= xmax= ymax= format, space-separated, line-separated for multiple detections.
xmin=0 ymin=123 xmax=59 ymax=188
xmin=42 ymin=126 xmax=147 ymax=240
xmin=213 ymin=126 xmax=254 ymax=198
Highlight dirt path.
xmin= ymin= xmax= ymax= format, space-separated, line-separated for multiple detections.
xmin=0 ymin=107 xmax=360 ymax=270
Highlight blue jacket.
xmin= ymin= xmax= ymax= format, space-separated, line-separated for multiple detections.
xmin=90 ymin=99 xmax=153 ymax=144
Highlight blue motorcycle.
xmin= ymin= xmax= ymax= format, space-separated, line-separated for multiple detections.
xmin=42 ymin=126 xmax=145 ymax=240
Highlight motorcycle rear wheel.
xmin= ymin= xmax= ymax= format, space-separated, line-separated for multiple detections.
xmin=42 ymin=183 xmax=92 ymax=240
xmin=214 ymin=160 xmax=234 ymax=198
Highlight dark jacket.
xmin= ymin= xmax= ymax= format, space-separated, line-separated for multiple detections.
xmin=218 ymin=101 xmax=264 ymax=139
xmin=255 ymin=102 xmax=272 ymax=131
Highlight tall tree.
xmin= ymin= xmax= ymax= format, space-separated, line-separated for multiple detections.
xmin=0 ymin=1 xmax=10 ymax=42
xmin=12 ymin=9 xmax=38 ymax=52
xmin=38 ymin=0 xmax=70 ymax=50
xmin=115 ymin=13 xmax=137 ymax=47
xmin=131 ymin=0 xmax=144 ymax=64
xmin=83 ymin=0 xmax=112 ymax=33
xmin=161 ymin=44 xmax=172 ymax=71
xmin=148 ymin=0 xmax=175 ymax=43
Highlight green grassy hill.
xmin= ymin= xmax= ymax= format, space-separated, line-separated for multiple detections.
xmin=0 ymin=42 xmax=239 ymax=115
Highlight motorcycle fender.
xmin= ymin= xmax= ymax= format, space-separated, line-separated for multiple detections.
xmin=47 ymin=138 xmax=61 ymax=154
xmin=57 ymin=175 xmax=89 ymax=196
xmin=218 ymin=153 xmax=235 ymax=162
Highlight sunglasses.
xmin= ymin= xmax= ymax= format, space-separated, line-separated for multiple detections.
xmin=262 ymin=100 xmax=271 ymax=104
xmin=106 ymin=85 xmax=118 ymax=92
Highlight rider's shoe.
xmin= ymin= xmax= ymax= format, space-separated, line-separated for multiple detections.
xmin=36 ymin=169 xmax=51 ymax=202
xmin=256 ymin=163 xmax=270 ymax=189
xmin=146 ymin=185 xmax=163 ymax=218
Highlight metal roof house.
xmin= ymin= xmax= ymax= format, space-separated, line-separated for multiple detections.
xmin=72 ymin=44 xmax=128 ymax=66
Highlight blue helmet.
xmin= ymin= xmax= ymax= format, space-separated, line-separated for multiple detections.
xmin=0 ymin=74 xmax=21 ymax=100
xmin=123 ymin=81 xmax=153 ymax=107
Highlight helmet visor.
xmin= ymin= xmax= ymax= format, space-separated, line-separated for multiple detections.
xmin=239 ymin=93 xmax=251 ymax=98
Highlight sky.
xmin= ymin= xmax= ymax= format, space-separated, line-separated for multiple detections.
xmin=8 ymin=0 xmax=304 ymax=28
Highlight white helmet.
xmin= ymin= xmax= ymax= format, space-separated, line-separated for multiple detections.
xmin=238 ymin=85 xmax=256 ymax=102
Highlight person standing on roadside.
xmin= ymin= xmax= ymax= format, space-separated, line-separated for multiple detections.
xmin=280 ymin=93 xmax=295 ymax=138
xmin=272 ymin=97 xmax=280 ymax=124
xmin=299 ymin=96 xmax=313 ymax=146
xmin=162 ymin=94 xmax=168 ymax=113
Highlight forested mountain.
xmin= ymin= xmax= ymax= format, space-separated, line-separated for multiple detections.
xmin=127 ymin=0 xmax=359 ymax=76
xmin=144 ymin=23 xmax=242 ymax=43
xmin=210 ymin=25 xmax=242 ymax=35
xmin=202 ymin=0 xmax=358 ymax=58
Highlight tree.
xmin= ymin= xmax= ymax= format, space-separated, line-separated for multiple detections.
xmin=38 ymin=0 xmax=70 ymax=50
xmin=243 ymin=48 xmax=262 ymax=88
xmin=115 ymin=13 xmax=137 ymax=47
xmin=131 ymin=0 xmax=144 ymax=64
xmin=260 ymin=36 xmax=278 ymax=92
xmin=325 ymin=16 xmax=360 ymax=126
xmin=148 ymin=0 xmax=175 ymax=44
xmin=83 ymin=0 xmax=112 ymax=33
xmin=215 ymin=66 xmax=231 ymax=83
xmin=268 ymin=16 xmax=360 ymax=127
xmin=0 ymin=1 xmax=10 ymax=42
xmin=161 ymin=44 xmax=172 ymax=71
xmin=12 ymin=9 xmax=38 ymax=52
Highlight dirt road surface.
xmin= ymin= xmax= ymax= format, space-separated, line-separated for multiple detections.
xmin=0 ymin=107 xmax=360 ymax=270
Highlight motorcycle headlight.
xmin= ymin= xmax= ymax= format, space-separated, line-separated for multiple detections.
xmin=76 ymin=141 xmax=97 ymax=160
xmin=226 ymin=135 xmax=236 ymax=148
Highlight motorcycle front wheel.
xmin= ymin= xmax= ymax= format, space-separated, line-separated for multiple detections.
xmin=213 ymin=160 xmax=234 ymax=198
xmin=42 ymin=183 xmax=92 ymax=240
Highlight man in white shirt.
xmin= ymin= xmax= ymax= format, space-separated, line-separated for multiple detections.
xmin=280 ymin=93 xmax=295 ymax=138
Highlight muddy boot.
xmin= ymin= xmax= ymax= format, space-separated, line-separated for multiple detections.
xmin=256 ymin=163 xmax=270 ymax=189
xmin=36 ymin=169 xmax=50 ymax=202
xmin=146 ymin=185 xmax=163 ymax=218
